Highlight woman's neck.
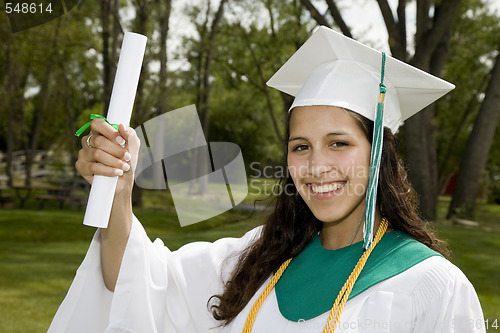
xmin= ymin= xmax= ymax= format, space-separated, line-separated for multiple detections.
xmin=319 ymin=212 xmax=382 ymax=250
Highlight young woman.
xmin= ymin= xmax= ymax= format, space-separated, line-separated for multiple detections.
xmin=49 ymin=27 xmax=485 ymax=333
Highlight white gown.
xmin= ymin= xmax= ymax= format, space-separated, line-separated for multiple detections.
xmin=48 ymin=216 xmax=486 ymax=333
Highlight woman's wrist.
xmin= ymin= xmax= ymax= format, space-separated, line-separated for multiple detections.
xmin=115 ymin=181 xmax=134 ymax=202
xmin=102 ymin=181 xmax=133 ymax=239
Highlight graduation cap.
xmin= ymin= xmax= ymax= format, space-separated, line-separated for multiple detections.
xmin=267 ymin=26 xmax=454 ymax=249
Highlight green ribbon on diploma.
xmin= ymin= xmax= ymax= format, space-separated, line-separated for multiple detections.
xmin=74 ymin=114 xmax=121 ymax=137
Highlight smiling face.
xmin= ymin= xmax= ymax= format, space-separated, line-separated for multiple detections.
xmin=287 ymin=105 xmax=372 ymax=226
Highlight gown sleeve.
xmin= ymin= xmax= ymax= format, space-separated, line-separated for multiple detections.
xmin=48 ymin=215 xmax=260 ymax=333
xmin=411 ymin=257 xmax=486 ymax=333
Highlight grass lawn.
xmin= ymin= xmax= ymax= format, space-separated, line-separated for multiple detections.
xmin=0 ymin=192 xmax=499 ymax=332
xmin=434 ymin=197 xmax=500 ymax=328
xmin=0 ymin=199 xmax=262 ymax=332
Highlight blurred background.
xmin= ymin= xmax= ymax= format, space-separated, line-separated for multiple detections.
xmin=0 ymin=0 xmax=499 ymax=331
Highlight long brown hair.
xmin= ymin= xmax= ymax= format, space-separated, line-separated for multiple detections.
xmin=209 ymin=108 xmax=449 ymax=325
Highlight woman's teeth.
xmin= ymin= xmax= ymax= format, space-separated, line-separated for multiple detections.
xmin=311 ymin=183 xmax=342 ymax=193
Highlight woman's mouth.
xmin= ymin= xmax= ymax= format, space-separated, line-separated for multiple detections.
xmin=308 ymin=182 xmax=345 ymax=198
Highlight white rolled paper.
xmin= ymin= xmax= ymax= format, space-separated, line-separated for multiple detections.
xmin=83 ymin=32 xmax=147 ymax=228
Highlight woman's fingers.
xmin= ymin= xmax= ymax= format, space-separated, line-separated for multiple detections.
xmin=75 ymin=159 xmax=94 ymax=185
xmin=118 ymin=124 xmax=139 ymax=151
xmin=90 ymin=118 xmax=120 ymax=142
xmin=76 ymin=152 xmax=125 ymax=179
xmin=85 ymin=133 xmax=128 ymax=161
xmin=80 ymin=119 xmax=129 ymax=161
xmin=77 ymin=146 xmax=126 ymax=175
xmin=79 ymin=144 xmax=130 ymax=171
xmin=118 ymin=123 xmax=140 ymax=170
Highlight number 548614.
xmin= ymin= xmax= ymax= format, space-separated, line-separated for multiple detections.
xmin=5 ymin=2 xmax=53 ymax=14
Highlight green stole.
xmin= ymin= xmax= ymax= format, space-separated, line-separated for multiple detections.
xmin=275 ymin=231 xmax=441 ymax=321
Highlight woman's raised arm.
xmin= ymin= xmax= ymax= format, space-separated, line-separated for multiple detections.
xmin=75 ymin=118 xmax=140 ymax=291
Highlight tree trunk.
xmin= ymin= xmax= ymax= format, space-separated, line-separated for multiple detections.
xmin=155 ymin=0 xmax=171 ymax=197
xmin=100 ymin=0 xmax=121 ymax=116
xmin=448 ymin=41 xmax=500 ymax=218
xmin=405 ymin=108 xmax=438 ymax=218
xmin=6 ymin=68 xmax=27 ymax=188
xmin=101 ymin=0 xmax=112 ymax=114
xmin=198 ymin=0 xmax=228 ymax=135
xmin=131 ymin=0 xmax=148 ymax=208
xmin=237 ymin=25 xmax=284 ymax=145
xmin=400 ymin=0 xmax=461 ymax=220
xmin=195 ymin=0 xmax=228 ymax=195
xmin=157 ymin=0 xmax=171 ymax=117
xmin=438 ymin=73 xmax=490 ymax=188
xmin=376 ymin=0 xmax=406 ymax=60
xmin=110 ymin=0 xmax=121 ymax=76
xmin=5 ymin=32 xmax=14 ymax=188
xmin=408 ymin=5 xmax=456 ymax=218
xmin=25 ymin=19 xmax=61 ymax=188
xmin=62 ymin=64 xmax=78 ymax=179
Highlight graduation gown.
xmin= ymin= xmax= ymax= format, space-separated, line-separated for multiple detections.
xmin=48 ymin=216 xmax=486 ymax=333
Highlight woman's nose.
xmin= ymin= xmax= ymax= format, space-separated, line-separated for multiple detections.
xmin=307 ymin=149 xmax=334 ymax=177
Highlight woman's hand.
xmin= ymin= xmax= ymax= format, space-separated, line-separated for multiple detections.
xmin=76 ymin=118 xmax=140 ymax=196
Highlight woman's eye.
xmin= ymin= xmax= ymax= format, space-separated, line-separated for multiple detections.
xmin=292 ymin=144 xmax=309 ymax=152
xmin=331 ymin=141 xmax=348 ymax=148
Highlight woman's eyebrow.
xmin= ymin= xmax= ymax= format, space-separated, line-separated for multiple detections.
xmin=289 ymin=132 xmax=350 ymax=142
xmin=327 ymin=132 xmax=348 ymax=136
xmin=288 ymin=136 xmax=307 ymax=142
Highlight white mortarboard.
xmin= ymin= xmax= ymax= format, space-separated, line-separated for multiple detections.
xmin=267 ymin=26 xmax=455 ymax=134
xmin=267 ymin=26 xmax=455 ymax=249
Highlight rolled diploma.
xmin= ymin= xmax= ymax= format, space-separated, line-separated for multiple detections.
xmin=83 ymin=32 xmax=147 ymax=228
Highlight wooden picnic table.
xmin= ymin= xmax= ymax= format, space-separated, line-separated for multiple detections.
xmin=12 ymin=185 xmax=88 ymax=209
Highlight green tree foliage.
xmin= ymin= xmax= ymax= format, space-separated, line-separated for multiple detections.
xmin=178 ymin=0 xmax=313 ymax=168
xmin=437 ymin=0 xmax=500 ymax=190
xmin=1 ymin=0 xmax=499 ymax=212
xmin=0 ymin=4 xmax=101 ymax=185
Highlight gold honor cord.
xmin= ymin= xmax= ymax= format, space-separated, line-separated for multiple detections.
xmin=323 ymin=218 xmax=388 ymax=332
xmin=241 ymin=258 xmax=293 ymax=333
xmin=241 ymin=218 xmax=389 ymax=333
